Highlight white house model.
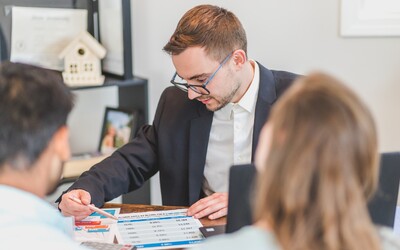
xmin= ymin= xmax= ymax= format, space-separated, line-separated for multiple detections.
xmin=59 ymin=31 xmax=106 ymax=86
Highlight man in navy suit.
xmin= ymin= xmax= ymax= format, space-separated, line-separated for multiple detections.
xmin=58 ymin=4 xmax=297 ymax=221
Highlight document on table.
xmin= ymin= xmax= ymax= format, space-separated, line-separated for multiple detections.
xmin=116 ymin=209 xmax=204 ymax=249
xmin=74 ymin=208 xmax=120 ymax=243
xmin=11 ymin=6 xmax=87 ymax=70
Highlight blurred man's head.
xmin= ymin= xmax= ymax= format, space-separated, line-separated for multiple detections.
xmin=0 ymin=62 xmax=74 ymax=197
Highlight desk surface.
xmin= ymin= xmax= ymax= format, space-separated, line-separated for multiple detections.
xmin=103 ymin=203 xmax=226 ymax=228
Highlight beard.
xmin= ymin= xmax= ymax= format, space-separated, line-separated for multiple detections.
xmin=203 ymin=80 xmax=241 ymax=112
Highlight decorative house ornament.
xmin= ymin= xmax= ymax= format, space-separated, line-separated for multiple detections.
xmin=59 ymin=31 xmax=106 ymax=86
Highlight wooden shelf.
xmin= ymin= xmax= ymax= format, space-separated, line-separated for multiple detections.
xmin=62 ymin=154 xmax=110 ymax=179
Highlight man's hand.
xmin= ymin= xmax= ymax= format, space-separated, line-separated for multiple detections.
xmin=59 ymin=189 xmax=93 ymax=221
xmin=187 ymin=192 xmax=228 ymax=220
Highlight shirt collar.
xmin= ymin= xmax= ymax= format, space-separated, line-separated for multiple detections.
xmin=237 ymin=59 xmax=260 ymax=113
xmin=213 ymin=60 xmax=260 ymax=120
xmin=214 ymin=103 xmax=234 ymax=120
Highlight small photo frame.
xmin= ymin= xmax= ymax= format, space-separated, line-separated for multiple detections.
xmin=98 ymin=107 xmax=137 ymax=154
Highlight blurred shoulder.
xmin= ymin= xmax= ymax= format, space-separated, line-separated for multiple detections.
xmin=190 ymin=226 xmax=279 ymax=250
xmin=377 ymin=226 xmax=400 ymax=250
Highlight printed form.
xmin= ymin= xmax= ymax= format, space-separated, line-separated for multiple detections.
xmin=116 ymin=209 xmax=204 ymax=249
xmin=74 ymin=208 xmax=120 ymax=243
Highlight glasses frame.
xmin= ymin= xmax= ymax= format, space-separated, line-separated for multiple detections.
xmin=170 ymin=52 xmax=233 ymax=95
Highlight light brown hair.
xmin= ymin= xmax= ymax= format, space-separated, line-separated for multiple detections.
xmin=163 ymin=4 xmax=247 ymax=61
xmin=255 ymin=73 xmax=381 ymax=250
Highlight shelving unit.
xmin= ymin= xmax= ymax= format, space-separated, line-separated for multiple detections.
xmin=0 ymin=0 xmax=150 ymax=205
xmin=67 ymin=75 xmax=151 ymax=205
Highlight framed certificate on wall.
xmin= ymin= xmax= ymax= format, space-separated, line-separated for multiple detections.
xmin=0 ymin=0 xmax=97 ymax=62
xmin=98 ymin=0 xmax=133 ymax=79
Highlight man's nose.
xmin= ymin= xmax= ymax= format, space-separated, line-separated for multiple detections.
xmin=188 ymin=88 xmax=202 ymax=100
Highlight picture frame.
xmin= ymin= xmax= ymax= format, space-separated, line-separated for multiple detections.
xmin=341 ymin=0 xmax=400 ymax=37
xmin=98 ymin=0 xmax=133 ymax=79
xmin=98 ymin=107 xmax=138 ymax=154
xmin=0 ymin=0 xmax=98 ymax=62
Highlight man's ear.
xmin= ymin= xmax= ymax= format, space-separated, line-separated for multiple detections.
xmin=52 ymin=126 xmax=70 ymax=162
xmin=232 ymin=49 xmax=247 ymax=68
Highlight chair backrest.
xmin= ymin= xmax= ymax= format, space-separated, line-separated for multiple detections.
xmin=226 ymin=164 xmax=256 ymax=233
xmin=226 ymin=152 xmax=400 ymax=233
xmin=368 ymin=152 xmax=400 ymax=227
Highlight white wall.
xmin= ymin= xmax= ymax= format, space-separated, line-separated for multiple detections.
xmin=129 ymin=0 xmax=400 ymax=204
xmin=69 ymin=87 xmax=118 ymax=154
xmin=132 ymin=0 xmax=400 ymax=150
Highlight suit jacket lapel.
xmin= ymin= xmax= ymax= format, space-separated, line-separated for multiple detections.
xmin=188 ymin=105 xmax=213 ymax=205
xmin=187 ymin=63 xmax=278 ymax=203
xmin=252 ymin=63 xmax=277 ymax=160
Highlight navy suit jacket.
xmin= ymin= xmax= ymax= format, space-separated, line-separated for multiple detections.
xmin=67 ymin=63 xmax=298 ymax=207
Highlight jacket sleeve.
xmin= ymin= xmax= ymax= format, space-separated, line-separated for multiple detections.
xmin=60 ymin=88 xmax=169 ymax=207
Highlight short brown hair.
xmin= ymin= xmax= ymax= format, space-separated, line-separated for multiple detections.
xmin=255 ymin=73 xmax=380 ymax=250
xmin=163 ymin=5 xmax=247 ymax=61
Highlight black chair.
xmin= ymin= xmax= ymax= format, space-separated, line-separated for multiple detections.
xmin=368 ymin=152 xmax=400 ymax=227
xmin=226 ymin=164 xmax=256 ymax=233
xmin=226 ymin=152 xmax=400 ymax=234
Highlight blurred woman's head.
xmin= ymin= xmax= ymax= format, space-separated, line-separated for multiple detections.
xmin=254 ymin=72 xmax=380 ymax=250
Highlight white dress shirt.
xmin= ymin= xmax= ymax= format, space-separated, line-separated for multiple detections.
xmin=203 ymin=60 xmax=260 ymax=195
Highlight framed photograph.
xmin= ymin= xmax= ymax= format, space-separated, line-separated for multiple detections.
xmin=98 ymin=107 xmax=138 ymax=154
xmin=98 ymin=0 xmax=133 ymax=79
xmin=341 ymin=0 xmax=400 ymax=37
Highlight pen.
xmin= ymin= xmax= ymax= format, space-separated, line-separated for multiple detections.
xmin=68 ymin=196 xmax=118 ymax=220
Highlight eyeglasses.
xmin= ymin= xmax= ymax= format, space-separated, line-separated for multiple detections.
xmin=170 ymin=52 xmax=233 ymax=95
